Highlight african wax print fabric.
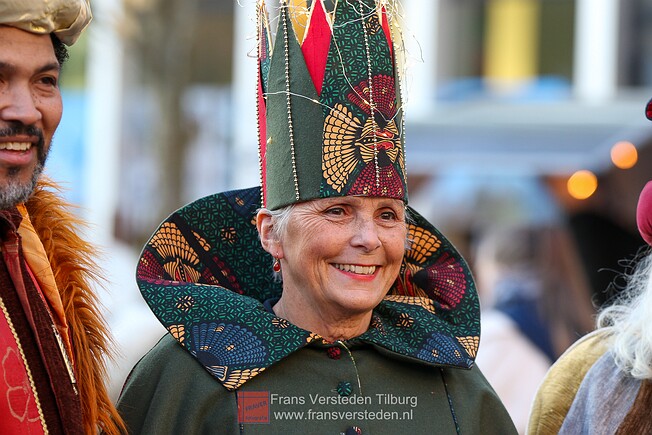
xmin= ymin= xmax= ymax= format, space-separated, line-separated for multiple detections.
xmin=136 ymin=186 xmax=480 ymax=391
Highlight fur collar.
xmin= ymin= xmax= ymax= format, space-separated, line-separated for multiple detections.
xmin=25 ymin=178 xmax=124 ymax=435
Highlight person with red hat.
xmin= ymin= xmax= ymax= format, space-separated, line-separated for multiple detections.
xmin=528 ymin=151 xmax=652 ymax=431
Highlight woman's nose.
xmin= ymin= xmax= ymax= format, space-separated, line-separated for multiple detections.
xmin=352 ymin=218 xmax=382 ymax=251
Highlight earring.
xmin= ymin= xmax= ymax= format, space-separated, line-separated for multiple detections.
xmin=273 ymin=258 xmax=281 ymax=273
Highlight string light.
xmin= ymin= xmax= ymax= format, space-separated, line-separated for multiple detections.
xmin=611 ymin=141 xmax=638 ymax=169
xmin=567 ymin=170 xmax=598 ymax=200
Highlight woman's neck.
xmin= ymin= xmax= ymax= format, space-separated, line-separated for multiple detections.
xmin=272 ymin=297 xmax=372 ymax=342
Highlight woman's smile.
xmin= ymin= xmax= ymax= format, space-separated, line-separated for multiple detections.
xmin=332 ymin=263 xmax=378 ymax=276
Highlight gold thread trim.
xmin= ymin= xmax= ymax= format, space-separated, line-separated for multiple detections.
xmin=0 ymin=295 xmax=48 ymax=432
xmin=51 ymin=324 xmax=77 ymax=395
xmin=282 ymin=3 xmax=301 ymax=201
xmin=338 ymin=341 xmax=363 ymax=395
xmin=394 ymin=32 xmax=408 ymax=190
xmin=359 ymin=0 xmax=380 ymax=188
xmin=256 ymin=2 xmax=266 ymax=207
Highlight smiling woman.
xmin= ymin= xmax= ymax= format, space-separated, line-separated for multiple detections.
xmin=257 ymin=196 xmax=407 ymax=341
xmin=116 ymin=1 xmax=517 ymax=433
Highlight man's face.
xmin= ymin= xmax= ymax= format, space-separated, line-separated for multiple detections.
xmin=0 ymin=26 xmax=62 ymax=209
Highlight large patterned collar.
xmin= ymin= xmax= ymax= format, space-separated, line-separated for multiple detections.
xmin=136 ymin=187 xmax=480 ymax=391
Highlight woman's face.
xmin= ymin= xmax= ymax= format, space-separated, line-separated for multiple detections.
xmin=270 ymin=196 xmax=407 ymax=318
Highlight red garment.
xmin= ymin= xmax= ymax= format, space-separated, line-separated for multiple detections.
xmin=0 ymin=208 xmax=82 ymax=435
xmin=636 ymin=181 xmax=652 ymax=245
xmin=0 ymin=304 xmax=46 ymax=434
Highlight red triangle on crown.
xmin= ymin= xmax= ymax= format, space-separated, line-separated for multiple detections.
xmin=381 ymin=5 xmax=393 ymax=60
xmin=301 ymin=0 xmax=332 ymax=96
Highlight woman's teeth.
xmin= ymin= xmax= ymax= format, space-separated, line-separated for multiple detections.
xmin=334 ymin=264 xmax=376 ymax=275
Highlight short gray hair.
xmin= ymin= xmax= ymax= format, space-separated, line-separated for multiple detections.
xmin=259 ymin=204 xmax=296 ymax=241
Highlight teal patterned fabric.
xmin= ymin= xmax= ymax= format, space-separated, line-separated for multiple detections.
xmin=136 ymin=186 xmax=480 ymax=391
xmin=318 ymin=0 xmax=406 ymax=201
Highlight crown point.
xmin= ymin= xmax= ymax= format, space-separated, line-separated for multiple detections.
xmin=288 ymin=0 xmax=309 ymax=44
xmin=301 ymin=0 xmax=332 ymax=96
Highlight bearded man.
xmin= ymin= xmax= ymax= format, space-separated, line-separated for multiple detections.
xmin=0 ymin=1 xmax=123 ymax=433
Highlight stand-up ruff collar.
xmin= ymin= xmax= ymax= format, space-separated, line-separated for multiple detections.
xmin=0 ymin=0 xmax=92 ymax=45
xmin=257 ymin=0 xmax=408 ymax=210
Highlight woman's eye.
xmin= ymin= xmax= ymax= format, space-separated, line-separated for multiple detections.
xmin=325 ymin=207 xmax=345 ymax=216
xmin=380 ymin=211 xmax=397 ymax=221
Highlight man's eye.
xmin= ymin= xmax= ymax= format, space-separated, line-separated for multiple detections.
xmin=38 ymin=76 xmax=58 ymax=87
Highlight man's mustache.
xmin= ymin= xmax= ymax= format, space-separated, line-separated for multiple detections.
xmin=0 ymin=123 xmax=44 ymax=142
xmin=0 ymin=123 xmax=47 ymax=164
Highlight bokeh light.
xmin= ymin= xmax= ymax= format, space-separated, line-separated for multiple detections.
xmin=610 ymin=141 xmax=638 ymax=169
xmin=567 ymin=170 xmax=598 ymax=200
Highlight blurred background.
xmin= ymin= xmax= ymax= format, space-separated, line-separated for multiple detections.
xmin=51 ymin=0 xmax=652 ymax=429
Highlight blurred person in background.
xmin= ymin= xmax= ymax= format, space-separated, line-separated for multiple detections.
xmin=0 ymin=1 xmax=124 ymax=433
xmin=116 ymin=1 xmax=517 ymax=433
xmin=528 ymin=178 xmax=652 ymax=434
xmin=473 ymin=221 xmax=595 ymax=434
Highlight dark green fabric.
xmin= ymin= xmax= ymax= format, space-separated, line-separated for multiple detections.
xmin=118 ymin=335 xmax=517 ymax=434
xmin=265 ymin=7 xmax=324 ymax=210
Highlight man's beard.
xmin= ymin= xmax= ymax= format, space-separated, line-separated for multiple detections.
xmin=0 ymin=124 xmax=49 ymax=210
xmin=0 ymin=162 xmax=45 ymax=209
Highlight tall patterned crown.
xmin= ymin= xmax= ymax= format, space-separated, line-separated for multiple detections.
xmin=257 ymin=0 xmax=408 ymax=210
